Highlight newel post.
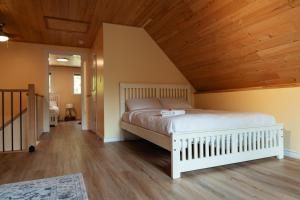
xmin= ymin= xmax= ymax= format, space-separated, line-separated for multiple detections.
xmin=27 ymin=84 xmax=36 ymax=152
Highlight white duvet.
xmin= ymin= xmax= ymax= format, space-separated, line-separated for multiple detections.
xmin=122 ymin=109 xmax=276 ymax=135
xmin=49 ymin=105 xmax=59 ymax=114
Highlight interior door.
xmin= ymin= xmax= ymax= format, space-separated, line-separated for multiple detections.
xmin=89 ymin=54 xmax=97 ymax=133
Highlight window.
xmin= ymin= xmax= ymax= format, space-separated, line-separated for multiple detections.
xmin=49 ymin=73 xmax=52 ymax=93
xmin=73 ymin=74 xmax=81 ymax=95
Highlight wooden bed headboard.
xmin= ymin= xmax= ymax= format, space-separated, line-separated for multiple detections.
xmin=120 ymin=83 xmax=193 ymax=116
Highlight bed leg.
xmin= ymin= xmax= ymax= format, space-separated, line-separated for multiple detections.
xmin=277 ymin=146 xmax=284 ymax=159
xmin=171 ymin=150 xmax=181 ymax=179
xmin=171 ymin=137 xmax=181 ymax=179
xmin=172 ymin=167 xmax=181 ymax=179
xmin=277 ymin=130 xmax=284 ymax=160
xmin=277 ymin=153 xmax=284 ymax=160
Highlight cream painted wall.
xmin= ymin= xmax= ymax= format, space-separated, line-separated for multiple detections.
xmin=195 ymin=87 xmax=300 ymax=152
xmin=0 ymin=42 xmax=89 ymax=95
xmin=0 ymin=41 xmax=89 ymax=131
xmin=102 ymin=23 xmax=191 ymax=140
xmin=49 ymin=66 xmax=82 ymax=120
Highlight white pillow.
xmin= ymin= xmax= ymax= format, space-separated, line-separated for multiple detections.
xmin=159 ymin=98 xmax=192 ymax=109
xmin=126 ymin=98 xmax=162 ymax=111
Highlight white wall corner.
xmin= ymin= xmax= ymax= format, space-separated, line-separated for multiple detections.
xmin=103 ymin=135 xmax=125 ymax=143
xmin=284 ymin=149 xmax=300 ymax=159
xmin=81 ymin=125 xmax=88 ymax=131
xmin=103 ymin=132 xmax=139 ymax=143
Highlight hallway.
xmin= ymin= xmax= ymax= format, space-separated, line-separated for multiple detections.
xmin=0 ymin=122 xmax=299 ymax=200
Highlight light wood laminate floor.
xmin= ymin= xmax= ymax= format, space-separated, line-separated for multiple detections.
xmin=0 ymin=122 xmax=299 ymax=200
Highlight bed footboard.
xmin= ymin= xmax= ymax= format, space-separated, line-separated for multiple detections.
xmin=49 ymin=112 xmax=59 ymax=126
xmin=171 ymin=124 xmax=284 ymax=179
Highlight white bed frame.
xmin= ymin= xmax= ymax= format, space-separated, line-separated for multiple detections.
xmin=120 ymin=83 xmax=284 ymax=179
xmin=49 ymin=93 xmax=59 ymax=126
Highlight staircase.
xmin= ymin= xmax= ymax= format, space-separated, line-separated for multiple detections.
xmin=0 ymin=84 xmax=44 ymax=152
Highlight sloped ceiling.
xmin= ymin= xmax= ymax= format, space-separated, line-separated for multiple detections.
xmin=144 ymin=0 xmax=300 ymax=92
xmin=0 ymin=0 xmax=300 ymax=91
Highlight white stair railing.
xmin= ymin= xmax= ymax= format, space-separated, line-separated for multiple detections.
xmin=0 ymin=84 xmax=43 ymax=153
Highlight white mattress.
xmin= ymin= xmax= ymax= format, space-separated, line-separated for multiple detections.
xmin=49 ymin=105 xmax=59 ymax=115
xmin=122 ymin=109 xmax=276 ymax=135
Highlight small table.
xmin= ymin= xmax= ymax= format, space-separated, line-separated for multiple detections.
xmin=65 ymin=104 xmax=76 ymax=121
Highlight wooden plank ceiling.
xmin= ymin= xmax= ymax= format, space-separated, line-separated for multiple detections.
xmin=0 ymin=0 xmax=300 ymax=92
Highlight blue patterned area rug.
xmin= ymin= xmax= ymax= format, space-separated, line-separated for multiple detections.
xmin=0 ymin=173 xmax=88 ymax=200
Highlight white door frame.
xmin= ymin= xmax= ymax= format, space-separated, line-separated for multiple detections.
xmin=89 ymin=52 xmax=97 ymax=133
xmin=44 ymin=50 xmax=88 ymax=132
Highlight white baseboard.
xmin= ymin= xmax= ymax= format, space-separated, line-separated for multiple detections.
xmin=284 ymin=149 xmax=300 ymax=159
xmin=81 ymin=126 xmax=88 ymax=131
xmin=103 ymin=134 xmax=139 ymax=143
xmin=43 ymin=127 xmax=50 ymax=133
xmin=103 ymin=136 xmax=125 ymax=143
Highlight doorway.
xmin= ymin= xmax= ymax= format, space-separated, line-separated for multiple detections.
xmin=47 ymin=53 xmax=86 ymax=129
xmin=89 ymin=53 xmax=97 ymax=133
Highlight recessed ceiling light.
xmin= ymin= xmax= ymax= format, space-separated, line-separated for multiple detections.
xmin=56 ymin=58 xmax=69 ymax=62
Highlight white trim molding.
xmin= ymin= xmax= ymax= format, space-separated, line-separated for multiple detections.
xmin=103 ymin=132 xmax=138 ymax=143
xmin=284 ymin=149 xmax=300 ymax=159
xmin=103 ymin=136 xmax=125 ymax=143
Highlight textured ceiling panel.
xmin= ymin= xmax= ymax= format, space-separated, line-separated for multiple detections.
xmin=45 ymin=17 xmax=89 ymax=33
